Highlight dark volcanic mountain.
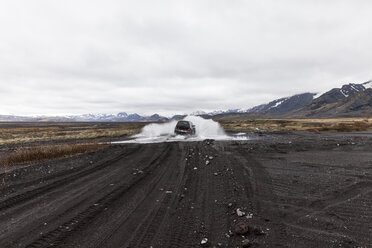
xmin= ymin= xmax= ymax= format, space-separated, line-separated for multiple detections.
xmin=306 ymin=83 xmax=365 ymax=111
xmin=288 ymin=82 xmax=372 ymax=117
xmin=248 ymin=93 xmax=316 ymax=115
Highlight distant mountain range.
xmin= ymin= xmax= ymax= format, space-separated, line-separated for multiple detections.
xmin=210 ymin=80 xmax=372 ymax=120
xmin=0 ymin=113 xmax=170 ymax=122
xmin=1 ymin=80 xmax=371 ymax=122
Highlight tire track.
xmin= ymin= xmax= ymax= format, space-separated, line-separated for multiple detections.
xmin=25 ymin=144 xmax=172 ymax=248
xmin=0 ymin=146 xmax=142 ymax=212
xmin=96 ymin=143 xmax=183 ymax=248
xmin=0 ymin=145 xmax=141 ymax=196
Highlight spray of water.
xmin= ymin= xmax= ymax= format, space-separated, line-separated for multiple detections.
xmin=114 ymin=116 xmax=249 ymax=144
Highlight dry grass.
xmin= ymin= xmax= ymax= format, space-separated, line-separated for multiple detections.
xmin=219 ymin=118 xmax=372 ymax=133
xmin=0 ymin=143 xmax=105 ymax=166
xmin=0 ymin=123 xmax=144 ymax=145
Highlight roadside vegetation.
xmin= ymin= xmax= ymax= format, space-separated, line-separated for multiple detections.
xmin=219 ymin=118 xmax=372 ymax=133
xmin=0 ymin=143 xmax=105 ymax=167
xmin=0 ymin=122 xmax=145 ymax=145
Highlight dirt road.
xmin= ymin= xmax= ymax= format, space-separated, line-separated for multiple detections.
xmin=0 ymin=132 xmax=371 ymax=247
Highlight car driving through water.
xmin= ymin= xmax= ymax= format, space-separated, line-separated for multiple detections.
xmin=174 ymin=120 xmax=196 ymax=136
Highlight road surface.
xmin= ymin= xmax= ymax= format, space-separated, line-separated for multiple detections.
xmin=0 ymin=132 xmax=371 ymax=247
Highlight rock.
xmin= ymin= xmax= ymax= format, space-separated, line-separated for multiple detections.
xmin=228 ymin=203 xmax=233 ymax=207
xmin=242 ymin=239 xmax=259 ymax=247
xmin=209 ymin=156 xmax=214 ymax=160
xmin=242 ymin=239 xmax=252 ymax=247
xmin=206 ymin=160 xmax=210 ymax=165
xmin=194 ymin=167 xmax=198 ymax=170
xmin=253 ymin=226 xmax=265 ymax=236
xmin=236 ymin=208 xmax=246 ymax=217
xmin=201 ymin=238 xmax=208 ymax=245
xmin=234 ymin=222 xmax=249 ymax=235
xmin=165 ymin=191 xmax=173 ymax=194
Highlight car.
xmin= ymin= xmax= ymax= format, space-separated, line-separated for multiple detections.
xmin=174 ymin=120 xmax=196 ymax=136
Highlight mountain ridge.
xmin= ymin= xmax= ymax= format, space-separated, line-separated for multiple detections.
xmin=1 ymin=80 xmax=372 ymax=122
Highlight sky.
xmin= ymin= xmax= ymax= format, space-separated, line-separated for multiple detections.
xmin=1 ymin=0 xmax=372 ymax=116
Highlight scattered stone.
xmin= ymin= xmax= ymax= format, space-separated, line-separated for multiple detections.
xmin=236 ymin=208 xmax=246 ymax=217
xmin=246 ymin=213 xmax=253 ymax=219
xmin=201 ymin=238 xmax=208 ymax=245
xmin=194 ymin=167 xmax=198 ymax=170
xmin=205 ymin=160 xmax=210 ymax=165
xmin=234 ymin=222 xmax=249 ymax=235
xmin=165 ymin=191 xmax=173 ymax=194
xmin=214 ymin=172 xmax=218 ymax=176
xmin=253 ymin=226 xmax=266 ymax=236
xmin=228 ymin=203 xmax=233 ymax=207
xmin=242 ymin=239 xmax=252 ymax=247
xmin=209 ymin=156 xmax=214 ymax=160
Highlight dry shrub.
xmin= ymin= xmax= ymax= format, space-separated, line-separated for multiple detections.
xmin=0 ymin=143 xmax=105 ymax=166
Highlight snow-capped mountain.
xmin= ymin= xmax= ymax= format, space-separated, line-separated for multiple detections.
xmin=190 ymin=110 xmax=207 ymax=116
xmin=363 ymin=80 xmax=372 ymax=89
xmin=206 ymin=93 xmax=316 ymax=116
xmin=1 ymin=80 xmax=371 ymax=122
xmin=0 ymin=113 xmax=169 ymax=122
xmin=287 ymin=81 xmax=372 ymax=117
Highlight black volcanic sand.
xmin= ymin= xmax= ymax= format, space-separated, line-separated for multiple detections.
xmin=0 ymin=131 xmax=371 ymax=247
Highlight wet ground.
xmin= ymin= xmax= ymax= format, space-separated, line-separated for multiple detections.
xmin=0 ymin=131 xmax=371 ymax=247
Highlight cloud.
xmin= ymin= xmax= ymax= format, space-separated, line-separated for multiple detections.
xmin=1 ymin=0 xmax=372 ymax=116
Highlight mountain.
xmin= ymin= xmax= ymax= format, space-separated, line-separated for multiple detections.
xmin=288 ymin=82 xmax=372 ymax=117
xmin=207 ymin=92 xmax=317 ymax=118
xmin=0 ymin=113 xmax=169 ymax=122
xmin=305 ymin=83 xmax=365 ymax=111
xmin=190 ymin=110 xmax=207 ymax=116
xmin=247 ymin=93 xmax=316 ymax=115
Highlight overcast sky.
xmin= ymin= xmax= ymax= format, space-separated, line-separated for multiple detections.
xmin=1 ymin=0 xmax=371 ymax=116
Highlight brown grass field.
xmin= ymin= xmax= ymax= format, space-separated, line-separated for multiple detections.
xmin=0 ymin=143 xmax=105 ymax=167
xmin=0 ymin=122 xmax=145 ymax=168
xmin=0 ymin=122 xmax=145 ymax=145
xmin=218 ymin=118 xmax=372 ymax=133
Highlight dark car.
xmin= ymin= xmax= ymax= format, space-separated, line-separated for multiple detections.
xmin=175 ymin=120 xmax=196 ymax=135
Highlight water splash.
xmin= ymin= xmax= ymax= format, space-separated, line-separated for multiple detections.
xmin=113 ymin=116 xmax=249 ymax=144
